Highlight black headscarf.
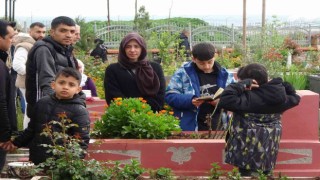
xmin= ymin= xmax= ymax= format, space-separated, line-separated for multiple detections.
xmin=118 ymin=33 xmax=160 ymax=96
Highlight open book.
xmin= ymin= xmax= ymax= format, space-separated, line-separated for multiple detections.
xmin=197 ymin=87 xmax=224 ymax=101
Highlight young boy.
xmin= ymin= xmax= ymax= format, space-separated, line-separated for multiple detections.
xmin=11 ymin=67 xmax=90 ymax=165
xmin=219 ymin=63 xmax=300 ymax=176
xmin=165 ymin=42 xmax=233 ymax=131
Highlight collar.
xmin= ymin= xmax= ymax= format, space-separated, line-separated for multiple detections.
xmin=0 ymin=50 xmax=8 ymax=62
xmin=43 ymin=36 xmax=73 ymax=56
xmin=192 ymin=62 xmax=220 ymax=74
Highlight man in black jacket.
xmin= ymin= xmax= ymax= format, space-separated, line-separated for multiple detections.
xmin=25 ymin=16 xmax=78 ymax=118
xmin=0 ymin=19 xmax=16 ymax=172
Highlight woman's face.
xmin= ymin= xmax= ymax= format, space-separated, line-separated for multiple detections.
xmin=124 ymin=40 xmax=142 ymax=62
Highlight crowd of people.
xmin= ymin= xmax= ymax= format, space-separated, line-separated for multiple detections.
xmin=0 ymin=15 xmax=301 ymax=177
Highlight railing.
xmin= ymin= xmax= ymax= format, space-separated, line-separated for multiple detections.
xmin=94 ymin=21 xmax=320 ymax=49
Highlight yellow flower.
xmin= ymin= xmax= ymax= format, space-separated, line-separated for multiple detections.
xmin=142 ymin=104 xmax=146 ymax=109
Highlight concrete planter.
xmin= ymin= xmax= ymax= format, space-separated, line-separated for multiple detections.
xmin=86 ymin=91 xmax=320 ymax=177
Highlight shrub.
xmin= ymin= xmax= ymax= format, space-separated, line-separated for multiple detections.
xmin=93 ymin=97 xmax=181 ymax=139
xmin=32 ymin=113 xmax=111 ymax=180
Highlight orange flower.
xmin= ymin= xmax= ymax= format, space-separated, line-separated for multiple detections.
xmin=147 ymin=111 xmax=152 ymax=115
xmin=131 ymin=109 xmax=136 ymax=113
xmin=141 ymin=104 xmax=146 ymax=109
xmin=116 ymin=102 xmax=122 ymax=106
xmin=138 ymin=97 xmax=144 ymax=101
xmin=169 ymin=111 xmax=174 ymax=115
xmin=57 ymin=112 xmax=67 ymax=119
xmin=160 ymin=110 xmax=167 ymax=114
xmin=74 ymin=133 xmax=81 ymax=139
xmin=141 ymin=100 xmax=147 ymax=103
xmin=104 ymin=104 xmax=109 ymax=108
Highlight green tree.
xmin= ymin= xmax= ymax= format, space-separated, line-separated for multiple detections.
xmin=133 ymin=5 xmax=152 ymax=38
xmin=74 ymin=17 xmax=96 ymax=53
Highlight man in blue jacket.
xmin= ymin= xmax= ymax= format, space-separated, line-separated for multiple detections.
xmin=165 ymin=42 xmax=233 ymax=131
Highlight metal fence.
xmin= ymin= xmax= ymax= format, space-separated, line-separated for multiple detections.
xmin=94 ymin=21 xmax=320 ymax=49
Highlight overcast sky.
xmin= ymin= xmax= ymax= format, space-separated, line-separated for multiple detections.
xmin=1 ymin=0 xmax=319 ymax=23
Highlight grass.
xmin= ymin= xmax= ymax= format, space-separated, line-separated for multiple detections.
xmin=16 ymin=96 xmax=24 ymax=131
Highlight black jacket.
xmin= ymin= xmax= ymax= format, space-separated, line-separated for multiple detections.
xmin=0 ymin=50 xmax=13 ymax=142
xmin=104 ymin=61 xmax=166 ymax=112
xmin=13 ymin=92 xmax=90 ymax=165
xmin=219 ymin=78 xmax=301 ymax=114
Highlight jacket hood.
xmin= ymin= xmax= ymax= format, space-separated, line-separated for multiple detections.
xmin=255 ymin=77 xmax=286 ymax=105
xmin=13 ymin=33 xmax=36 ymax=46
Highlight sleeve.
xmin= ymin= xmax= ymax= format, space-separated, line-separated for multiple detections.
xmin=35 ymin=46 xmax=56 ymax=97
xmin=0 ymin=64 xmax=11 ymax=142
xmin=218 ymin=82 xmax=250 ymax=112
xmin=12 ymin=100 xmax=39 ymax=147
xmin=86 ymin=78 xmax=98 ymax=97
xmin=70 ymin=106 xmax=91 ymax=155
xmin=12 ymin=47 xmax=28 ymax=75
xmin=165 ymin=69 xmax=196 ymax=110
xmin=104 ymin=65 xmax=126 ymax=105
xmin=144 ymin=63 xmax=166 ymax=112
xmin=218 ymin=81 xmax=301 ymax=114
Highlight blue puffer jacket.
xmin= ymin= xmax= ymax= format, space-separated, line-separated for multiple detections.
xmin=165 ymin=61 xmax=233 ymax=131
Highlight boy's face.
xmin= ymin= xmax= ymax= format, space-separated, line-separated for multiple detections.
xmin=51 ymin=75 xmax=81 ymax=100
xmin=192 ymin=57 xmax=215 ymax=73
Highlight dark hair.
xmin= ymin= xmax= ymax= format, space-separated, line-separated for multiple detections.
xmin=237 ymin=66 xmax=245 ymax=80
xmin=51 ymin=16 xmax=75 ymax=29
xmin=192 ymin=42 xmax=215 ymax=61
xmin=0 ymin=20 xmax=16 ymax=38
xmin=55 ymin=67 xmax=81 ymax=85
xmin=240 ymin=63 xmax=268 ymax=85
xmin=30 ymin=22 xmax=45 ymax=29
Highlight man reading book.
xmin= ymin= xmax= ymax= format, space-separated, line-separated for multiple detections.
xmin=165 ymin=42 xmax=234 ymax=131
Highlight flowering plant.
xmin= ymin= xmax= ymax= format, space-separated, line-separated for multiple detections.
xmin=93 ymin=98 xmax=181 ymax=139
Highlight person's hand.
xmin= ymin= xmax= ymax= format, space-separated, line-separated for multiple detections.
xmin=240 ymin=79 xmax=259 ymax=90
xmin=283 ymin=81 xmax=296 ymax=95
xmin=0 ymin=141 xmax=17 ymax=152
xmin=192 ymin=98 xmax=205 ymax=107
xmin=208 ymin=99 xmax=219 ymax=106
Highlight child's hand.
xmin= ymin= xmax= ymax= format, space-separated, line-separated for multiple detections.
xmin=192 ymin=98 xmax=204 ymax=107
xmin=0 ymin=140 xmax=17 ymax=152
xmin=240 ymin=79 xmax=259 ymax=90
xmin=209 ymin=99 xmax=219 ymax=106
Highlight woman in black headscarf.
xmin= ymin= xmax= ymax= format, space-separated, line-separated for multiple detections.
xmin=104 ymin=32 xmax=165 ymax=112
